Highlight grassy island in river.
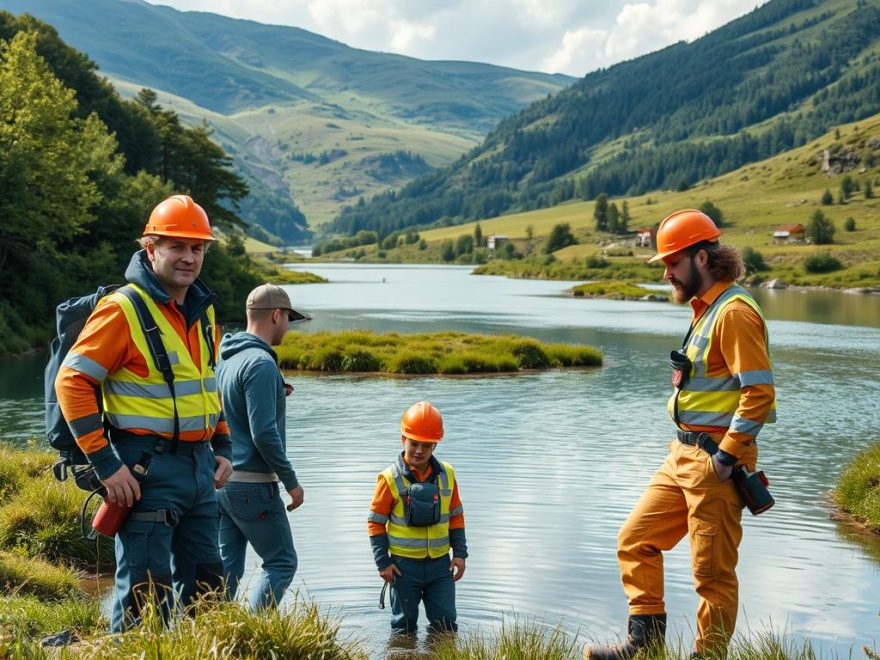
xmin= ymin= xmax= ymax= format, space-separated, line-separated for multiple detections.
xmin=276 ymin=330 xmax=602 ymax=374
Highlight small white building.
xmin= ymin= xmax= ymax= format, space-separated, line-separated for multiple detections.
xmin=487 ymin=235 xmax=509 ymax=251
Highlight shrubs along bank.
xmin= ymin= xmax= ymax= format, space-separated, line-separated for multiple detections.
xmin=569 ymin=281 xmax=669 ymax=301
xmin=275 ymin=331 xmax=602 ymax=374
xmin=835 ymin=440 xmax=880 ymax=532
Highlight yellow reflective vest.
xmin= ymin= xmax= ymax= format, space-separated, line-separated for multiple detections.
xmin=669 ymin=284 xmax=776 ymax=429
xmin=381 ymin=456 xmax=455 ymax=559
xmin=101 ymin=284 xmax=221 ymax=439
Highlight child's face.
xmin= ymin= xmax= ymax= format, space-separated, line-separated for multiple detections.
xmin=402 ymin=437 xmax=435 ymax=471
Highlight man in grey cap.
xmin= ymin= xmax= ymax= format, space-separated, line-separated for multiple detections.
xmin=215 ymin=283 xmax=308 ymax=609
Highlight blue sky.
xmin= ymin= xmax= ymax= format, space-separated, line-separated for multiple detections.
xmin=147 ymin=0 xmax=765 ymax=76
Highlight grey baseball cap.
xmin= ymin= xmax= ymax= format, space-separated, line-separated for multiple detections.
xmin=246 ymin=284 xmax=309 ymax=322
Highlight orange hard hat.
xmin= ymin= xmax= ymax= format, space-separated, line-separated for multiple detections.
xmin=400 ymin=401 xmax=444 ymax=443
xmin=143 ymin=195 xmax=215 ymax=241
xmin=649 ymin=209 xmax=720 ymax=263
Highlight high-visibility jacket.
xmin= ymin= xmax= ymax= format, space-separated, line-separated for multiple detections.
xmin=669 ymin=283 xmax=776 ymax=434
xmin=100 ymin=284 xmax=222 ymax=437
xmin=379 ymin=455 xmax=458 ymax=559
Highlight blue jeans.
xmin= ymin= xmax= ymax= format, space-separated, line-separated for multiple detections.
xmin=389 ymin=555 xmax=457 ymax=633
xmin=111 ymin=438 xmax=223 ymax=632
xmin=218 ymin=481 xmax=298 ymax=610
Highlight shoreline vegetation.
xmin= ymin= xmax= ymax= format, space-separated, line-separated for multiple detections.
xmin=834 ymin=439 xmax=880 ymax=533
xmin=0 ymin=443 xmax=877 ymax=657
xmin=568 ymin=280 xmax=669 ymax=301
xmin=275 ymin=330 xmax=603 ymax=374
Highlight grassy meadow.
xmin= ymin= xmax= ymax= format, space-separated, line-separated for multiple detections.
xmin=275 ymin=330 xmax=602 ymax=374
xmin=315 ymin=113 xmax=880 ymax=289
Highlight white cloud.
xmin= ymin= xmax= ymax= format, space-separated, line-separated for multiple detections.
xmin=147 ymin=0 xmax=765 ymax=76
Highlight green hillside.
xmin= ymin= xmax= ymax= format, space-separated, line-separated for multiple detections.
xmin=0 ymin=0 xmax=574 ymax=228
xmin=324 ymin=112 xmax=880 ymax=288
xmin=330 ymin=0 xmax=880 ymax=237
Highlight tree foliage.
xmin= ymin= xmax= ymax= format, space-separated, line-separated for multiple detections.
xmin=807 ymin=209 xmax=836 ymax=245
xmin=544 ymin=223 xmax=577 ymax=254
xmin=0 ymin=22 xmax=259 ymax=354
xmin=328 ymin=1 xmax=880 ymax=237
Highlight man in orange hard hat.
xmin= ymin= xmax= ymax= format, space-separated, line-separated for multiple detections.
xmin=585 ymin=209 xmax=776 ymax=658
xmin=56 ymin=195 xmax=232 ymax=631
xmin=368 ymin=401 xmax=468 ymax=634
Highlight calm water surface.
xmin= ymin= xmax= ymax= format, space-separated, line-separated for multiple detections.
xmin=1 ymin=264 xmax=879 ymax=657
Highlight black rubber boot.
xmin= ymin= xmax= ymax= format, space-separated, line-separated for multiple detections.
xmin=583 ymin=613 xmax=667 ymax=659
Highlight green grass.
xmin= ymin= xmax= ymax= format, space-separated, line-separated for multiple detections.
xmin=0 ymin=594 xmax=104 ymax=646
xmin=430 ymin=618 xmax=845 ymax=659
xmin=0 ymin=550 xmax=82 ymax=601
xmin=81 ymin=597 xmax=364 ymax=660
xmin=475 ymin=258 xmax=664 ymax=283
xmin=569 ymin=281 xmax=668 ymax=300
xmin=276 ymin=331 xmax=602 ymax=374
xmin=0 ymin=444 xmax=114 ymax=570
xmin=834 ymin=440 xmax=880 ymax=531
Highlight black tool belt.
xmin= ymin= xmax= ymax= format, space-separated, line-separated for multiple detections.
xmin=676 ymin=430 xmax=719 ymax=455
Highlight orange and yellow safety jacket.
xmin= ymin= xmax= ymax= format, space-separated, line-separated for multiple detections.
xmin=670 ymin=281 xmax=776 ymax=461
xmin=56 ymin=281 xmax=229 ymax=479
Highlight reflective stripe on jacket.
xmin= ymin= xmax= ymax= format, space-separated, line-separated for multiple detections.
xmin=382 ymin=455 xmax=456 ymax=559
xmin=668 ymin=284 xmax=776 ymax=430
xmin=102 ymin=284 xmax=221 ymax=439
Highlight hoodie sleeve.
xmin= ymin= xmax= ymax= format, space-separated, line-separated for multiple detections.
xmin=243 ymin=357 xmax=298 ymax=491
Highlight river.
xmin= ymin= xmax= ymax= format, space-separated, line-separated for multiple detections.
xmin=1 ymin=264 xmax=879 ymax=657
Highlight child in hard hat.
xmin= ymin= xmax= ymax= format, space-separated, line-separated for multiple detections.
xmin=368 ymin=401 xmax=468 ymax=634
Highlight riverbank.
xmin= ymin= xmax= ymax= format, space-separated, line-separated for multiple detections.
xmin=834 ymin=439 xmax=880 ymax=533
xmin=276 ymin=330 xmax=602 ymax=374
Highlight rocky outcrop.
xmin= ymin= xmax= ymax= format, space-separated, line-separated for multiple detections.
xmin=821 ymin=147 xmax=860 ymax=175
xmin=764 ymin=278 xmax=787 ymax=289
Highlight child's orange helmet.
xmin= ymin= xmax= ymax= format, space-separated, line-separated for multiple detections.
xmin=400 ymin=401 xmax=444 ymax=443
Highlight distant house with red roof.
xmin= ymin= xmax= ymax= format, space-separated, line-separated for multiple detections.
xmin=773 ymin=224 xmax=805 ymax=243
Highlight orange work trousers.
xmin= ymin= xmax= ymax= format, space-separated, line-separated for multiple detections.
xmin=617 ymin=438 xmax=758 ymax=654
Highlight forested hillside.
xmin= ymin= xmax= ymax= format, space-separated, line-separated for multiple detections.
xmin=0 ymin=0 xmax=574 ymax=227
xmin=0 ymin=13 xmax=262 ymax=355
xmin=331 ymin=0 xmax=880 ymax=237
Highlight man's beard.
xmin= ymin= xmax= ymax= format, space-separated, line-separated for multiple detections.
xmin=671 ymin=258 xmax=703 ymax=304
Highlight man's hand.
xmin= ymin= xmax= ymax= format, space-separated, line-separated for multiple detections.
xmin=286 ymin=485 xmax=304 ymax=511
xmin=379 ymin=563 xmax=401 ymax=584
xmin=450 ymin=557 xmax=466 ymax=582
xmin=214 ymin=455 xmax=233 ymax=489
xmin=712 ymin=454 xmax=734 ymax=483
xmin=101 ymin=465 xmax=141 ymax=507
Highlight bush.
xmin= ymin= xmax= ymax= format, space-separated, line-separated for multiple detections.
xmin=340 ymin=349 xmax=381 ymax=372
xmin=806 ymin=209 xmax=836 ymax=245
xmin=512 ymin=341 xmax=550 ymax=369
xmin=742 ymin=247 xmax=768 ymax=274
xmin=585 ymin=255 xmax=609 ymax=268
xmin=544 ymin=223 xmax=577 ymax=254
xmin=803 ymin=252 xmax=843 ymax=273
xmin=387 ymin=352 xmax=437 ymax=374
xmin=821 ymin=188 xmax=833 ymax=205
xmin=844 ymin=217 xmax=856 ymax=232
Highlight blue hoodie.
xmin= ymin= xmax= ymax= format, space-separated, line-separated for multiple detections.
xmin=216 ymin=332 xmax=298 ymax=491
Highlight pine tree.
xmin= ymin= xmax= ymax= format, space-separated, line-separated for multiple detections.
xmin=594 ymin=193 xmax=609 ymax=231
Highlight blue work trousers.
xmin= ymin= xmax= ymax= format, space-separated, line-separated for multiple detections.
xmin=389 ymin=554 xmax=457 ymax=633
xmin=218 ymin=481 xmax=298 ymax=610
xmin=111 ymin=438 xmax=223 ymax=632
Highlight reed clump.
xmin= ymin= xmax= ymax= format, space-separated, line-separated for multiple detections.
xmin=834 ymin=440 xmax=880 ymax=531
xmin=569 ymin=281 xmax=668 ymax=300
xmin=277 ymin=331 xmax=602 ymax=375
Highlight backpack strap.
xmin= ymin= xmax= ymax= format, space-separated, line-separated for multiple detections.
xmin=117 ymin=286 xmax=179 ymax=454
xmin=200 ymin=311 xmax=216 ymax=370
